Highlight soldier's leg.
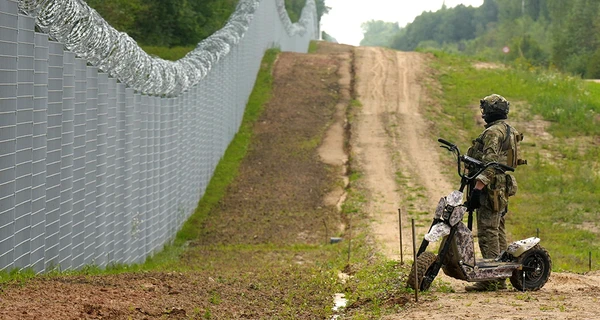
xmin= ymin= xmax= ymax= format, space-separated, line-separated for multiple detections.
xmin=498 ymin=214 xmax=507 ymax=252
xmin=476 ymin=201 xmax=501 ymax=259
xmin=497 ymin=214 xmax=508 ymax=289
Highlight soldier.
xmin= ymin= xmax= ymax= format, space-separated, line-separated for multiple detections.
xmin=465 ymin=94 xmax=522 ymax=292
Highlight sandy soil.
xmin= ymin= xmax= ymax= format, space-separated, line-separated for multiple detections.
xmin=352 ymin=46 xmax=453 ymax=259
xmin=349 ymin=45 xmax=600 ymax=319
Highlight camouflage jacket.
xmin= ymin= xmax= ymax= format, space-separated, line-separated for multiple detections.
xmin=467 ymin=119 xmax=519 ymax=186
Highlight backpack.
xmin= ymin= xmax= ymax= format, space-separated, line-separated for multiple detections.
xmin=467 ymin=122 xmax=526 ymax=169
xmin=501 ymin=123 xmax=526 ymax=168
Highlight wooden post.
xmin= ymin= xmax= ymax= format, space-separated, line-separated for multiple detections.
xmin=412 ymin=219 xmax=418 ymax=302
xmin=323 ymin=219 xmax=328 ymax=245
xmin=398 ymin=208 xmax=403 ymax=265
xmin=347 ymin=215 xmax=352 ymax=265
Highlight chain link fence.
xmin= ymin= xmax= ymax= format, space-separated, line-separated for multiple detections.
xmin=0 ymin=0 xmax=318 ymax=272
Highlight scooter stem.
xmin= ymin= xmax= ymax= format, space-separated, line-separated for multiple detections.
xmin=466 ymin=180 xmax=474 ymax=231
xmin=467 ymin=209 xmax=473 ymax=231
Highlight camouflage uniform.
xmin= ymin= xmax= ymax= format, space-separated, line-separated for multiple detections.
xmin=468 ymin=119 xmax=514 ymax=259
xmin=465 ymin=94 xmax=522 ymax=292
xmin=467 ymin=94 xmax=522 ymax=261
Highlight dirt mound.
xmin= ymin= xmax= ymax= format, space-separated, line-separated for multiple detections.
xmin=195 ymin=51 xmax=343 ymax=246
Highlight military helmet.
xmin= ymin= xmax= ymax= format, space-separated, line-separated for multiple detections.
xmin=480 ymin=94 xmax=510 ymax=116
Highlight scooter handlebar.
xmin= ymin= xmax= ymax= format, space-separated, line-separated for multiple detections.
xmin=438 ymin=138 xmax=515 ymax=187
xmin=461 ymin=155 xmax=482 ymax=167
xmin=438 ymin=138 xmax=455 ymax=148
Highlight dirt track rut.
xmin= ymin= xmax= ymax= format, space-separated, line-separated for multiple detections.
xmin=352 ymin=46 xmax=452 ymax=260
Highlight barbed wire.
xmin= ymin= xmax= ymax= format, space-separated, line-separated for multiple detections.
xmin=17 ymin=0 xmax=318 ymax=97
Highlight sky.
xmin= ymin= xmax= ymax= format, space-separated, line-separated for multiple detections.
xmin=320 ymin=0 xmax=484 ymax=46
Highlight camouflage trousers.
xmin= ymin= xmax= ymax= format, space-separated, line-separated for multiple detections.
xmin=476 ymin=191 xmax=507 ymax=259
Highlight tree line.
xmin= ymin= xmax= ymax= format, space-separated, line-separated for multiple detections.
xmin=359 ymin=0 xmax=600 ymax=78
xmin=86 ymin=0 xmax=328 ymax=48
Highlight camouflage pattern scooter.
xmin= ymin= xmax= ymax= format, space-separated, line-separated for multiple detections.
xmin=407 ymin=138 xmax=551 ymax=292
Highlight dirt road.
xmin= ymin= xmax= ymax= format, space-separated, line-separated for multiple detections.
xmin=352 ymin=46 xmax=453 ymax=259
xmin=349 ymin=45 xmax=600 ymax=319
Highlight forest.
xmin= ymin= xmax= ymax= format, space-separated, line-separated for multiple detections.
xmin=85 ymin=0 xmax=328 ymax=48
xmin=360 ymin=0 xmax=600 ymax=78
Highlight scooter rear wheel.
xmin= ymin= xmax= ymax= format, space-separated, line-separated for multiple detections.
xmin=510 ymin=244 xmax=552 ymax=291
xmin=406 ymin=251 xmax=437 ymax=291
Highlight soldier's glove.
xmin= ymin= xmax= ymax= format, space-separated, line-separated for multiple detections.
xmin=468 ymin=189 xmax=482 ymax=211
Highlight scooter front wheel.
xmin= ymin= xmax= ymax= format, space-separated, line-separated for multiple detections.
xmin=406 ymin=251 xmax=437 ymax=291
xmin=510 ymin=244 xmax=552 ymax=291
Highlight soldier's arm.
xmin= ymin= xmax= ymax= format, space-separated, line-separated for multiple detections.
xmin=475 ymin=128 xmax=504 ymax=186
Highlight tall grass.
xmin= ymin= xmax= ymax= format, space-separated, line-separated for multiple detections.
xmin=427 ymin=50 xmax=600 ymax=272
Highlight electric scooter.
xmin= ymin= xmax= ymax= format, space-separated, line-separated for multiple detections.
xmin=407 ymin=138 xmax=551 ymax=292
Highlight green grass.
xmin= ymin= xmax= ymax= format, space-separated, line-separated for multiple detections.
xmin=308 ymin=40 xmax=319 ymax=54
xmin=425 ymin=50 xmax=600 ymax=272
xmin=141 ymin=46 xmax=196 ymax=61
xmin=337 ymin=170 xmax=440 ymax=318
xmin=0 ymin=268 xmax=37 ymax=286
xmin=429 ymin=50 xmax=600 ymax=138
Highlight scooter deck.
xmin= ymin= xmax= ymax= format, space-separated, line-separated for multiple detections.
xmin=456 ymin=258 xmax=522 ymax=281
xmin=476 ymin=258 xmax=520 ymax=269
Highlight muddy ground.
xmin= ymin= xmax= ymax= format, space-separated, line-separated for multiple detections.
xmin=1 ymin=42 xmax=599 ymax=319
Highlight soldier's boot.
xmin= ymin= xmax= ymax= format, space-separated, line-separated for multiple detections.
xmin=465 ymin=281 xmax=494 ymax=292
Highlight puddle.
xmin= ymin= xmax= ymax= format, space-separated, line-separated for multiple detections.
xmin=331 ymin=293 xmax=348 ymax=319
